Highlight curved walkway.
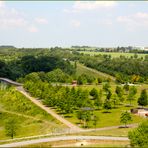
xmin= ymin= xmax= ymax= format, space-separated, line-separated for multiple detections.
xmin=0 ymin=135 xmax=129 ymax=147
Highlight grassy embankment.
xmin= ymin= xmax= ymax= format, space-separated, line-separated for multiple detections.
xmin=0 ymin=86 xmax=65 ymax=140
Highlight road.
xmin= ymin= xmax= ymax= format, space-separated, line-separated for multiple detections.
xmin=0 ymin=136 xmax=129 ymax=147
xmin=16 ymin=86 xmax=82 ymax=132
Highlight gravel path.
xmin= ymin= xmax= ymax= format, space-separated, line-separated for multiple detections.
xmin=0 ymin=135 xmax=129 ymax=147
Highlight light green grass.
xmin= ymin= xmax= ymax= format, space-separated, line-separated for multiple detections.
xmin=65 ymin=106 xmax=144 ymax=128
xmin=79 ymin=51 xmax=147 ymax=58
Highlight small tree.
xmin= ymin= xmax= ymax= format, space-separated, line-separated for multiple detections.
xmin=115 ymin=86 xmax=124 ymax=102
xmin=120 ymin=111 xmax=132 ymax=127
xmin=103 ymin=82 xmax=111 ymax=93
xmin=123 ymin=83 xmax=129 ymax=94
xmin=138 ymin=89 xmax=148 ymax=108
xmin=111 ymin=94 xmax=119 ymax=108
xmin=90 ymin=88 xmax=98 ymax=99
xmin=106 ymin=90 xmax=112 ymax=100
xmin=127 ymin=86 xmax=137 ymax=105
xmin=5 ymin=118 xmax=19 ymax=139
xmin=93 ymin=115 xmax=99 ymax=129
xmin=103 ymin=99 xmax=112 ymax=112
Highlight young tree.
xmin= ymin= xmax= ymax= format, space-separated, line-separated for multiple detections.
xmin=115 ymin=86 xmax=124 ymax=102
xmin=111 ymin=94 xmax=119 ymax=108
xmin=138 ymin=89 xmax=148 ymax=108
xmin=89 ymin=88 xmax=98 ymax=99
xmin=128 ymin=120 xmax=148 ymax=147
xmin=103 ymin=99 xmax=112 ymax=112
xmin=5 ymin=118 xmax=19 ymax=139
xmin=94 ymin=90 xmax=103 ymax=109
xmin=123 ymin=83 xmax=129 ymax=94
xmin=120 ymin=111 xmax=132 ymax=127
xmin=103 ymin=82 xmax=111 ymax=93
xmin=77 ymin=110 xmax=92 ymax=128
xmin=106 ymin=90 xmax=112 ymax=100
xmin=93 ymin=115 xmax=99 ymax=129
xmin=127 ymin=86 xmax=137 ymax=105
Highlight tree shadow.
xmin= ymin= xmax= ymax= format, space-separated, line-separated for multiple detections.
xmin=102 ymin=111 xmax=111 ymax=113
xmin=64 ymin=115 xmax=72 ymax=118
xmin=118 ymin=126 xmax=129 ymax=128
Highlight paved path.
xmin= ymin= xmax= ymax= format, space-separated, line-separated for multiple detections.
xmin=0 ymin=78 xmax=22 ymax=86
xmin=0 ymin=135 xmax=129 ymax=147
xmin=16 ymin=86 xmax=82 ymax=132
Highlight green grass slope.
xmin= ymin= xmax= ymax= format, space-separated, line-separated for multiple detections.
xmin=0 ymin=86 xmax=65 ymax=140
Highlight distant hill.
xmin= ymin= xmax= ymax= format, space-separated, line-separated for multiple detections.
xmin=0 ymin=45 xmax=16 ymax=49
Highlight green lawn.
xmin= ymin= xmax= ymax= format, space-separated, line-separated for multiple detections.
xmin=64 ymin=106 xmax=144 ymax=128
xmin=79 ymin=51 xmax=147 ymax=58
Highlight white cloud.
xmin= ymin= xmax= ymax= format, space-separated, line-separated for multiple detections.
xmin=0 ymin=2 xmax=40 ymax=33
xmin=70 ymin=20 xmax=81 ymax=27
xmin=35 ymin=17 xmax=48 ymax=24
xmin=28 ymin=26 xmax=38 ymax=33
xmin=0 ymin=3 xmax=27 ymax=29
xmin=117 ymin=12 xmax=148 ymax=32
xmin=73 ymin=1 xmax=117 ymax=11
xmin=64 ymin=1 xmax=117 ymax=13
xmin=117 ymin=12 xmax=148 ymax=29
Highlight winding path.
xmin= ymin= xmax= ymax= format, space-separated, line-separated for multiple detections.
xmin=0 ymin=136 xmax=129 ymax=147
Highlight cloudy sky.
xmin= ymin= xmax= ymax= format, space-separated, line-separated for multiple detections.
xmin=0 ymin=1 xmax=148 ymax=48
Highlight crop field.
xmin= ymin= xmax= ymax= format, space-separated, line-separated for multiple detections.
xmin=79 ymin=51 xmax=147 ymax=58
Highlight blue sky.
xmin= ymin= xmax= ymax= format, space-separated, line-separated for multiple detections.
xmin=0 ymin=1 xmax=148 ymax=48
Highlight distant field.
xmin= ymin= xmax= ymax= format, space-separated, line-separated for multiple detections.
xmin=79 ymin=51 xmax=147 ymax=58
